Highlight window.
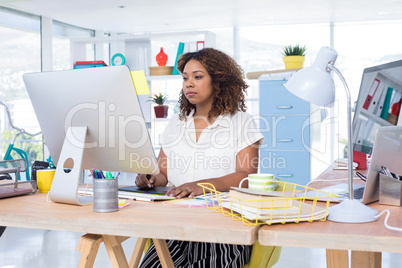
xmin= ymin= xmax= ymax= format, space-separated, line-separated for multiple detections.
xmin=0 ymin=7 xmax=42 ymax=168
xmin=52 ymin=21 xmax=95 ymax=70
xmin=238 ymin=23 xmax=330 ymax=74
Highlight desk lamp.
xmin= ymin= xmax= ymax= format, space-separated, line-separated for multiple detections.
xmin=285 ymin=46 xmax=378 ymax=223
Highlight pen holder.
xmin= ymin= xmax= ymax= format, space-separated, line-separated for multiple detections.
xmin=93 ymin=178 xmax=119 ymax=212
xmin=379 ymin=173 xmax=402 ymax=206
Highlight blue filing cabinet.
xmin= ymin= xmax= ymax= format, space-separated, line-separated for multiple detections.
xmin=259 ymin=78 xmax=311 ymax=185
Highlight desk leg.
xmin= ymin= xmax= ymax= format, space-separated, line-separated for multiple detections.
xmin=129 ymin=238 xmax=148 ymax=268
xmin=351 ymin=251 xmax=381 ymax=268
xmin=326 ymin=249 xmax=348 ymax=268
xmin=77 ymin=234 xmax=103 ymax=268
xmin=153 ymin=239 xmax=174 ymax=268
xmin=102 ymin=235 xmax=129 ymax=268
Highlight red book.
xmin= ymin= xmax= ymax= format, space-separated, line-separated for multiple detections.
xmin=391 ymin=99 xmax=402 ymax=116
xmin=363 ymin=78 xmax=380 ymax=110
xmin=75 ymin=60 xmax=107 ymax=66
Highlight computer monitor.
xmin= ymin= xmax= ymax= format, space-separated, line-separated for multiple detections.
xmin=352 ymin=60 xmax=402 ymax=155
xmin=23 ymin=66 xmax=159 ymax=205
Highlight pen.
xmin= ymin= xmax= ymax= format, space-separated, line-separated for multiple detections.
xmin=106 ymin=171 xmax=114 ymax=179
xmin=90 ymin=168 xmax=96 ymax=178
xmin=146 ymin=174 xmax=153 ymax=188
xmin=381 ymin=166 xmax=393 ymax=178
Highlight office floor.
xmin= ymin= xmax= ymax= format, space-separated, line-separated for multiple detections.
xmin=1 ymin=227 xmax=402 ymax=267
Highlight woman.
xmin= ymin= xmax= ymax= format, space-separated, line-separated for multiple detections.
xmin=136 ymin=48 xmax=264 ymax=268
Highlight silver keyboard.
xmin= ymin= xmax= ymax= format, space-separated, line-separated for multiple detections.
xmin=78 ymin=188 xmax=175 ymax=201
xmin=338 ymin=186 xmax=365 ymax=200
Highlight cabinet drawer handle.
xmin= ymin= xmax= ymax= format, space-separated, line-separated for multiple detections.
xmin=276 ymin=106 xmax=293 ymax=109
xmin=277 ymin=174 xmax=293 ymax=177
xmin=277 ymin=139 xmax=293 ymax=142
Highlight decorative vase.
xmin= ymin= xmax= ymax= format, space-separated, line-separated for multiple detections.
xmin=283 ymin=56 xmax=305 ymax=69
xmin=154 ymin=105 xmax=168 ymax=118
xmin=156 ymin=47 xmax=168 ymax=67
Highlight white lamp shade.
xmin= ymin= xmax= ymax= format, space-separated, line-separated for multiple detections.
xmin=285 ymin=46 xmax=338 ymax=107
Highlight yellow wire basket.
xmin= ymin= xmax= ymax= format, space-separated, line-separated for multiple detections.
xmin=197 ymin=181 xmax=339 ymax=226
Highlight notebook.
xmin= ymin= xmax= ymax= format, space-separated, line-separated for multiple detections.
xmin=118 ymin=185 xmax=171 ymax=195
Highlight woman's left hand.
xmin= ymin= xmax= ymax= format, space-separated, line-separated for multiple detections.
xmin=167 ymin=182 xmax=202 ymax=199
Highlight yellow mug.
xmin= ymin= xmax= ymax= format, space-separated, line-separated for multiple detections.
xmin=37 ymin=169 xmax=56 ymax=193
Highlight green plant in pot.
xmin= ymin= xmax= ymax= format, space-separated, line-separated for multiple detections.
xmin=282 ymin=44 xmax=306 ymax=69
xmin=149 ymin=92 xmax=168 ymax=118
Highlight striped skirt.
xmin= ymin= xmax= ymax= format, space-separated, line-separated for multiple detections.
xmin=139 ymin=240 xmax=252 ymax=268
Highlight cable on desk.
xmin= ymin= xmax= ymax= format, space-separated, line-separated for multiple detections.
xmin=375 ymin=210 xmax=402 ymax=232
xmin=46 ymin=192 xmax=52 ymax=203
xmin=355 ymin=171 xmax=367 ymax=182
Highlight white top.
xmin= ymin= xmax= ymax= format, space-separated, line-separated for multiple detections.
xmin=160 ymin=110 xmax=264 ymax=187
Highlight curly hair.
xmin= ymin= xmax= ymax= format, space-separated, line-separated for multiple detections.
xmin=176 ymin=48 xmax=248 ymax=121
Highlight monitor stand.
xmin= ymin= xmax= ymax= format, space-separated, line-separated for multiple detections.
xmin=49 ymin=126 xmax=93 ymax=205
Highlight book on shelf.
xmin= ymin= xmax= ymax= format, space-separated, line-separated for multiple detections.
xmin=74 ymin=60 xmax=107 ymax=69
xmin=74 ymin=64 xmax=106 ymax=69
xmin=172 ymin=42 xmax=185 ymax=75
xmin=363 ymin=78 xmax=380 ymax=110
xmin=75 ymin=60 xmax=107 ymax=66
xmin=387 ymin=91 xmax=402 ymax=125
xmin=196 ymin=41 xmax=205 ymax=51
xmin=381 ymin=87 xmax=394 ymax=120
xmin=373 ymin=83 xmax=387 ymax=116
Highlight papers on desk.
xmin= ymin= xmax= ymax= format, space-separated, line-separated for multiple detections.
xmin=78 ymin=187 xmax=175 ymax=202
xmin=332 ymin=158 xmax=358 ymax=170
xmin=222 ymin=200 xmax=328 ymax=224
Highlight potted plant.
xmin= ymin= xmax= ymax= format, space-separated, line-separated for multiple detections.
xmin=282 ymin=44 xmax=306 ymax=69
xmin=149 ymin=92 xmax=168 ymax=118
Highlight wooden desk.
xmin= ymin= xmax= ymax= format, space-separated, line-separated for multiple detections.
xmin=258 ymin=168 xmax=402 ymax=268
xmin=0 ymin=192 xmax=259 ymax=268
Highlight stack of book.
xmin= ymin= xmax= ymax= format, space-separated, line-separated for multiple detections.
xmin=74 ymin=60 xmax=107 ymax=69
xmin=223 ymin=187 xmax=328 ymax=224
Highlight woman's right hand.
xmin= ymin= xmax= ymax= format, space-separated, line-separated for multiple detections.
xmin=135 ymin=174 xmax=155 ymax=189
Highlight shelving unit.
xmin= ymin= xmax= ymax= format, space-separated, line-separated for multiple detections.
xmin=360 ymin=109 xmax=393 ymax=127
xmin=70 ymin=31 xmax=216 ymax=74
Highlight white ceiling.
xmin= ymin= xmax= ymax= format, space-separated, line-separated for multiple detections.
xmin=2 ymin=0 xmax=402 ymax=33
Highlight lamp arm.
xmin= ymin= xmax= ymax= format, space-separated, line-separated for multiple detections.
xmin=328 ymin=64 xmax=354 ymax=200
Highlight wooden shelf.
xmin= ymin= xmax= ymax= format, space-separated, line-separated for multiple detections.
xmin=246 ymin=68 xmax=301 ymax=80
xmin=146 ymin=75 xmax=182 ymax=80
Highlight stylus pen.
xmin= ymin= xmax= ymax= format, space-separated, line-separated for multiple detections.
xmin=381 ymin=166 xmax=393 ymax=178
xmin=146 ymin=174 xmax=153 ymax=187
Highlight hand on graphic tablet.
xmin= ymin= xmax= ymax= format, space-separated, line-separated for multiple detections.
xmin=167 ymin=182 xmax=202 ymax=199
xmin=135 ymin=174 xmax=155 ymax=189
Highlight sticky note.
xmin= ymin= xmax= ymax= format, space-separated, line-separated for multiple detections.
xmin=130 ymin=70 xmax=151 ymax=95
